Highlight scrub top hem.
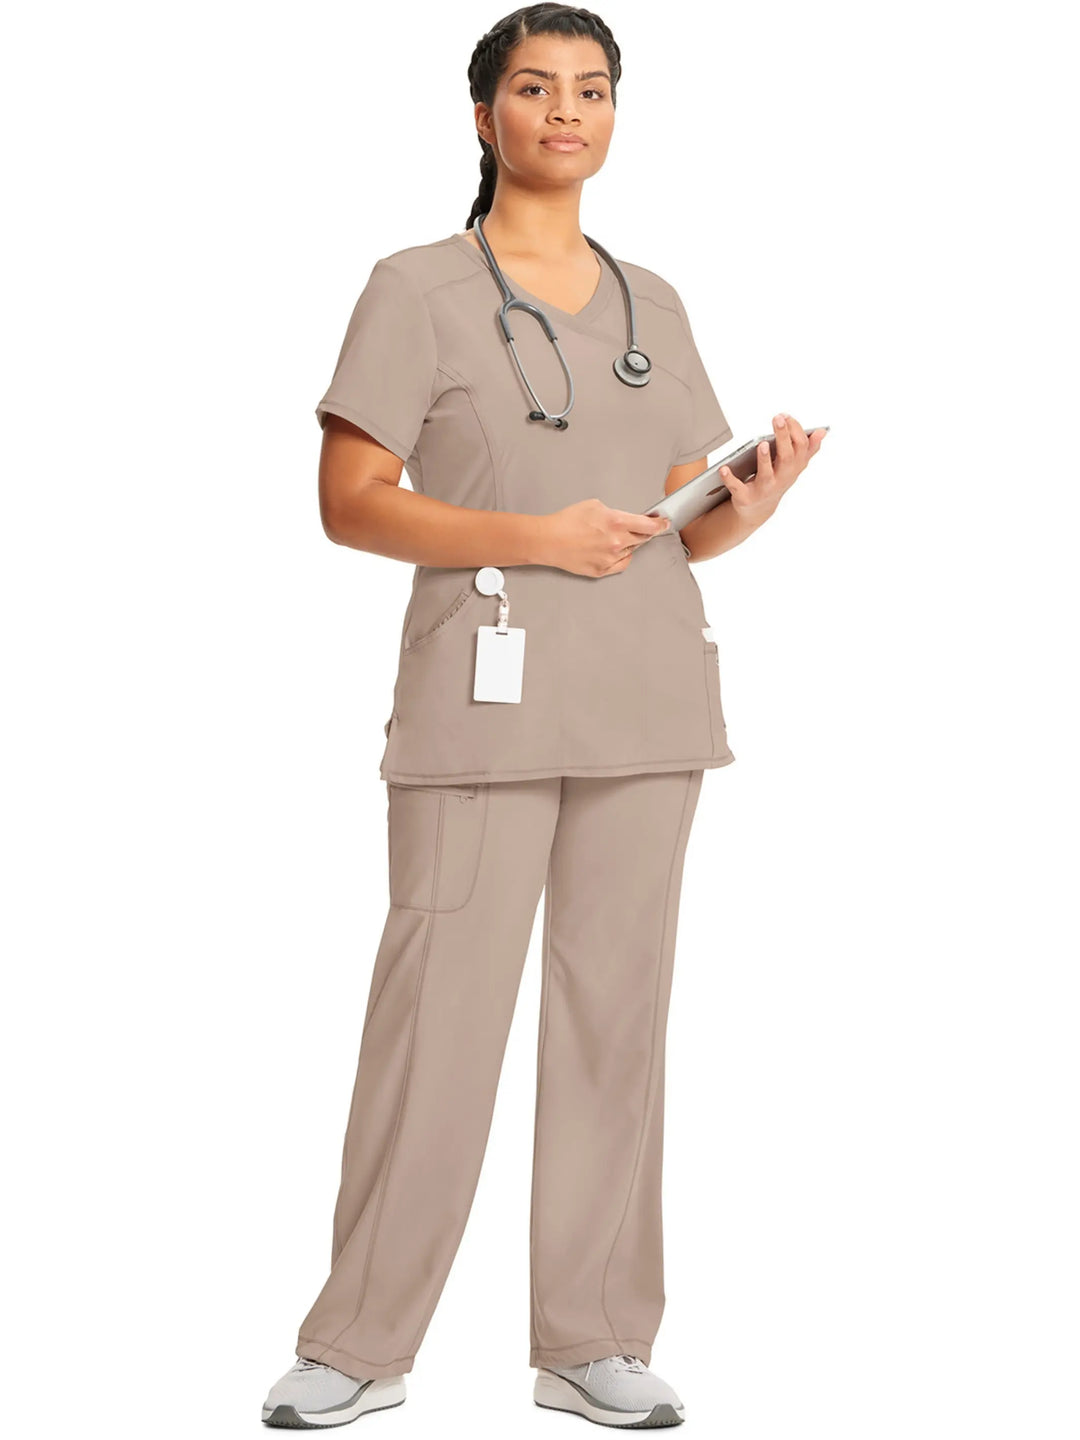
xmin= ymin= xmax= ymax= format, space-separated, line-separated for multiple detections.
xmin=381 ymin=752 xmax=735 ymax=785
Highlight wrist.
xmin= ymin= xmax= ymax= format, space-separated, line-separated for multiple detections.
xmin=744 ymin=498 xmax=779 ymax=532
xmin=521 ymin=512 xmax=557 ymax=567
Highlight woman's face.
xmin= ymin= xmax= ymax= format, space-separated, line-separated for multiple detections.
xmin=475 ymin=33 xmax=615 ymax=190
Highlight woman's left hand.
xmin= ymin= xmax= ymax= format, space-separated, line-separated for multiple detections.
xmin=721 ymin=413 xmax=826 ymax=523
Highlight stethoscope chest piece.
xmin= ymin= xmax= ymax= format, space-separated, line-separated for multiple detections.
xmin=613 ymin=348 xmax=652 ymax=388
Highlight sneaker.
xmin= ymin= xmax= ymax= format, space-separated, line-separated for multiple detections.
xmin=534 ymin=1352 xmax=685 ymax=1427
xmin=261 ymin=1357 xmax=406 ymax=1428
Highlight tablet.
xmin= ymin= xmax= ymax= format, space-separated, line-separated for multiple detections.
xmin=644 ymin=427 xmax=829 ymax=531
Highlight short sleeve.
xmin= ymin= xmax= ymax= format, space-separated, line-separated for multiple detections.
xmin=314 ymin=258 xmax=438 ymax=461
xmin=668 ymin=286 xmax=734 ymax=466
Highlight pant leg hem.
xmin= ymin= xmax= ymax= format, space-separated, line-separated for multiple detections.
xmin=531 ymin=1337 xmax=654 ymax=1369
xmin=296 ymin=1337 xmax=415 ymax=1380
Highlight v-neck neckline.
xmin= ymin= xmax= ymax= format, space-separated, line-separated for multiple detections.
xmin=448 ymin=229 xmax=618 ymax=331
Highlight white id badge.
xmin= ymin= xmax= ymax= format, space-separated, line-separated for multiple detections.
xmin=473 ymin=625 xmax=526 ymax=702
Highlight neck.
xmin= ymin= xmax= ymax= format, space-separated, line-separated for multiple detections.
xmin=477 ymin=185 xmax=589 ymax=259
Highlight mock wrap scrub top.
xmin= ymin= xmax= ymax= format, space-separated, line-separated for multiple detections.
xmin=314 ymin=231 xmax=736 ymax=785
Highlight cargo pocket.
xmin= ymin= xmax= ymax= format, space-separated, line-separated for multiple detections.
xmin=703 ymin=638 xmax=727 ymax=750
xmin=386 ymin=781 xmax=489 ymax=912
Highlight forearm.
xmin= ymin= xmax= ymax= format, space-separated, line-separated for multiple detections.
xmin=326 ymin=480 xmax=552 ymax=567
xmin=681 ymin=494 xmax=775 ymax=563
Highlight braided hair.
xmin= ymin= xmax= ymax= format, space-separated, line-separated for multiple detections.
xmin=465 ymin=5 xmax=621 ymax=230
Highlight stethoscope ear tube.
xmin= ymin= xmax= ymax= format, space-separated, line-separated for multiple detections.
xmin=472 ymin=211 xmax=651 ymax=429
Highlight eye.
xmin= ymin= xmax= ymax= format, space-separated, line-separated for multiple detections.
xmin=519 ymin=83 xmax=608 ymax=100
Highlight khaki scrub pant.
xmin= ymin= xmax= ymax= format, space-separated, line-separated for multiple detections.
xmin=294 ymin=767 xmax=705 ymax=1381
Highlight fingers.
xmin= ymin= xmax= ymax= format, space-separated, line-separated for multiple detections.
xmin=597 ymin=551 xmax=634 ymax=577
xmin=719 ymin=461 xmax=747 ymax=495
xmin=626 ymin=510 xmax=671 ymax=538
xmin=773 ymin=412 xmax=794 ymax=467
xmin=754 ymin=436 xmax=774 ymax=484
xmin=779 ymin=414 xmax=813 ymax=475
xmin=784 ymin=414 xmax=809 ymax=452
xmin=598 ymin=508 xmax=669 ymax=573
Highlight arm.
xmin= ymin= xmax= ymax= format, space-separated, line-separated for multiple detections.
xmin=319 ymin=416 xmax=543 ymax=565
xmin=318 ymin=414 xmax=667 ymax=571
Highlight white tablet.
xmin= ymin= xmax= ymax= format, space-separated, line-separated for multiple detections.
xmin=644 ymin=427 xmax=829 ymax=531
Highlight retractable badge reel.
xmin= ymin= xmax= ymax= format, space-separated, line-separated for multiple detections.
xmin=473 ymin=567 xmax=525 ymax=703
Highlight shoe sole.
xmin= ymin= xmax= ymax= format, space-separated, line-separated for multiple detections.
xmin=534 ymin=1369 xmax=685 ymax=1428
xmin=262 ymin=1375 xmax=406 ymax=1428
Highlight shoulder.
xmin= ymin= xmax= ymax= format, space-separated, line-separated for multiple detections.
xmin=365 ymin=234 xmax=480 ymax=305
xmin=609 ymin=257 xmax=700 ymax=371
xmin=610 ymin=257 xmax=685 ymax=317
xmin=610 ymin=256 xmax=702 ymax=357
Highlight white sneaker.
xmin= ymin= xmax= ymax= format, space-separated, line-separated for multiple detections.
xmin=261 ymin=1356 xmax=406 ymax=1428
xmin=534 ymin=1352 xmax=685 ymax=1427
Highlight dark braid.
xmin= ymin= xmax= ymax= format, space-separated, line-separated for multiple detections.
xmin=465 ymin=5 xmax=621 ymax=230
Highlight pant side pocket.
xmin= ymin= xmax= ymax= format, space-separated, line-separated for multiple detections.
xmin=387 ymin=782 xmax=489 ymax=911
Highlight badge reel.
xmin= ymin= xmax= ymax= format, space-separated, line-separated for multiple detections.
xmin=472 ymin=566 xmax=526 ymax=703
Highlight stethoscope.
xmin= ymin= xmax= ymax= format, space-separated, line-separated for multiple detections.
xmin=472 ymin=210 xmax=652 ymax=430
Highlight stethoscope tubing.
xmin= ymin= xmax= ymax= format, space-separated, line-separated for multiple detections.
xmin=471 ymin=211 xmax=652 ymax=428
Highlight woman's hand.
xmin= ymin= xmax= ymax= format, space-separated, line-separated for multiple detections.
xmin=537 ymin=499 xmax=671 ymax=577
xmin=720 ymin=413 xmax=827 ymax=523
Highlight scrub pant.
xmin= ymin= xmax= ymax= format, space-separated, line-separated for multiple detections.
xmin=294 ymin=767 xmax=705 ymax=1381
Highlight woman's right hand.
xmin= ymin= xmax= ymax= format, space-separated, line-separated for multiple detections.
xmin=537 ymin=499 xmax=671 ymax=577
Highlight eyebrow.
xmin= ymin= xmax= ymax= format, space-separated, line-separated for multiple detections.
xmin=507 ymin=67 xmax=611 ymax=84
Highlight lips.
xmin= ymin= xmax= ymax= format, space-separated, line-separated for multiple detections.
xmin=542 ymin=137 xmax=586 ymax=150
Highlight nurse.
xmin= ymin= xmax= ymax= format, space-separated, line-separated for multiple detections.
xmin=263 ymin=6 xmax=825 ymax=1432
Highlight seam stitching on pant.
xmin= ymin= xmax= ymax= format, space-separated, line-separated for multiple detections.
xmin=529 ymin=839 xmax=557 ymax=1352
xmin=426 ymin=792 xmax=445 ymax=908
xmin=330 ymin=784 xmax=402 ymax=1258
xmin=447 ymin=784 xmax=488 ymax=912
xmin=598 ymin=768 xmax=695 ymax=1345
xmin=401 ymin=786 xmax=494 ymax=1356
xmin=358 ymin=790 xmax=400 ymax=1049
xmin=312 ymin=834 xmax=443 ymax=1363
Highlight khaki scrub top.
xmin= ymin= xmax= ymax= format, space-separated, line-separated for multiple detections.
xmin=315 ymin=230 xmax=736 ymax=785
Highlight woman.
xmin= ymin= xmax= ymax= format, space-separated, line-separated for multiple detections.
xmin=262 ymin=5 xmax=825 ymax=1430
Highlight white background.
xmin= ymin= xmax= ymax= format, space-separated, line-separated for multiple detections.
xmin=4 ymin=2 xmax=1077 ymax=1436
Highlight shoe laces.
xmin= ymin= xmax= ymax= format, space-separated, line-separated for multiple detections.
xmin=580 ymin=1354 xmax=644 ymax=1385
xmin=295 ymin=1358 xmax=329 ymax=1372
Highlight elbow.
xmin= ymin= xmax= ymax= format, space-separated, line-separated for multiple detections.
xmin=320 ymin=471 xmax=395 ymax=548
xmin=319 ymin=481 xmax=359 ymax=546
xmin=321 ymin=503 xmax=346 ymax=545
xmin=321 ymin=511 xmax=346 ymax=546
xmin=320 ymin=481 xmax=381 ymax=548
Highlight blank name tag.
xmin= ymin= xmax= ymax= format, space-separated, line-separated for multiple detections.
xmin=473 ymin=625 xmax=525 ymax=703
